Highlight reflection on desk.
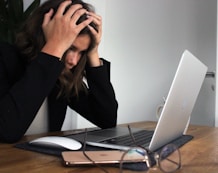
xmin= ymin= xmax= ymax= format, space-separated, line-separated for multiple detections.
xmin=0 ymin=121 xmax=218 ymax=173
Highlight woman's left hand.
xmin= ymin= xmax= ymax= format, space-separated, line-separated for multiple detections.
xmin=87 ymin=12 xmax=102 ymax=67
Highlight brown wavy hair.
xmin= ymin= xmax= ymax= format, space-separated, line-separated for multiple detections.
xmin=15 ymin=0 xmax=97 ymax=98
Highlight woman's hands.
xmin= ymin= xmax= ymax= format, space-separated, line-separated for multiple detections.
xmin=41 ymin=1 xmax=93 ymax=59
xmin=41 ymin=0 xmax=103 ymax=67
xmin=86 ymin=12 xmax=103 ymax=67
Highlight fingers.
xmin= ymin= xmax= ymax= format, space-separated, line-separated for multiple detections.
xmin=64 ymin=4 xmax=84 ymax=19
xmin=55 ymin=1 xmax=92 ymax=32
xmin=55 ymin=0 xmax=73 ymax=17
xmin=75 ymin=14 xmax=94 ymax=32
xmin=42 ymin=8 xmax=54 ymax=28
xmin=88 ymin=12 xmax=102 ymax=22
xmin=87 ymin=12 xmax=102 ymax=34
xmin=55 ymin=1 xmax=85 ymax=23
xmin=42 ymin=1 xmax=82 ymax=27
xmin=70 ymin=8 xmax=91 ymax=24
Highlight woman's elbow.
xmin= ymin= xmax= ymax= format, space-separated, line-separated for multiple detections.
xmin=0 ymin=125 xmax=25 ymax=143
xmin=101 ymin=102 xmax=118 ymax=129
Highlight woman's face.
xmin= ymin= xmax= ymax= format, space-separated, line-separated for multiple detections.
xmin=64 ymin=34 xmax=90 ymax=69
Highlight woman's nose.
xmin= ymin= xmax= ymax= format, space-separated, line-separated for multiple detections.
xmin=67 ymin=51 xmax=80 ymax=66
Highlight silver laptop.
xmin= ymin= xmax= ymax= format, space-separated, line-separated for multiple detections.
xmin=67 ymin=50 xmax=207 ymax=152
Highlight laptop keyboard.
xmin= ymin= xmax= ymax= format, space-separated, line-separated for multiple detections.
xmin=100 ymin=130 xmax=193 ymax=151
xmin=102 ymin=130 xmax=154 ymax=148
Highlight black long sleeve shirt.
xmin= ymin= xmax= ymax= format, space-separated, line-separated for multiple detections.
xmin=0 ymin=42 xmax=118 ymax=143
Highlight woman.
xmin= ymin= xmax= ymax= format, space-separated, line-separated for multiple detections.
xmin=0 ymin=0 xmax=118 ymax=143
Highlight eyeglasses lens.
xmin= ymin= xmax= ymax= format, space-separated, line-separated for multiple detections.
xmin=120 ymin=147 xmax=149 ymax=172
xmin=159 ymin=144 xmax=181 ymax=173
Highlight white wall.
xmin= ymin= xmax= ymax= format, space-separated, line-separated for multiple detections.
xmin=104 ymin=0 xmax=216 ymax=126
xmin=216 ymin=1 xmax=218 ymax=127
xmin=75 ymin=0 xmax=216 ymax=128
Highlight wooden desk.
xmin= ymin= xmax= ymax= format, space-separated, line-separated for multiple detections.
xmin=0 ymin=121 xmax=218 ymax=173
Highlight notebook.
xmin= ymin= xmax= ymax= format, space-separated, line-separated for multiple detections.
xmin=66 ymin=50 xmax=208 ymax=152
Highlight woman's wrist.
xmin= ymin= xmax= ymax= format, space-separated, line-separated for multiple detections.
xmin=41 ymin=43 xmax=65 ymax=60
xmin=88 ymin=52 xmax=102 ymax=67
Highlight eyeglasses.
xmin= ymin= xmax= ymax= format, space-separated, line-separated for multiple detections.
xmin=120 ymin=143 xmax=181 ymax=173
xmin=82 ymin=126 xmax=181 ymax=173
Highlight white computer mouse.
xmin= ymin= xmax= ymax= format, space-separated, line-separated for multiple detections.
xmin=29 ymin=136 xmax=82 ymax=150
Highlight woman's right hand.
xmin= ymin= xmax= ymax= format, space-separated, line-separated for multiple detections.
xmin=41 ymin=1 xmax=93 ymax=59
